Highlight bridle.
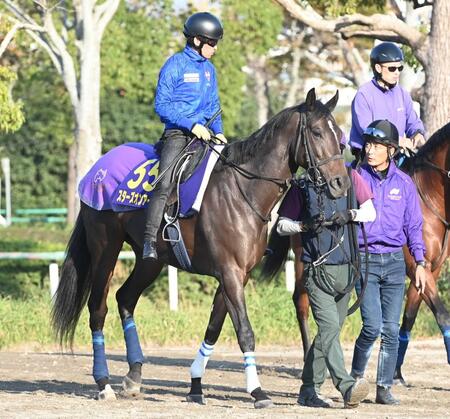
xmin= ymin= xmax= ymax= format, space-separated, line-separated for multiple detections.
xmin=413 ymin=155 xmax=450 ymax=272
xmin=294 ymin=112 xmax=345 ymax=188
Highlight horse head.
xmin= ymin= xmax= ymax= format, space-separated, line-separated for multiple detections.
xmin=292 ymin=88 xmax=350 ymax=199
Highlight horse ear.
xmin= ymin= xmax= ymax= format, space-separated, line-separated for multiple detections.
xmin=305 ymin=88 xmax=316 ymax=111
xmin=325 ymin=90 xmax=339 ymax=112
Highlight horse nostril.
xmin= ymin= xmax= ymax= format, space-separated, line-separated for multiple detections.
xmin=329 ymin=175 xmax=350 ymax=197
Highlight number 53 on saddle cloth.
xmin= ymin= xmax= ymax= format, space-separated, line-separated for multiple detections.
xmin=78 ymin=142 xmax=224 ymax=217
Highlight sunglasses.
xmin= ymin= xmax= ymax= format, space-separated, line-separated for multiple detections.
xmin=363 ymin=127 xmax=386 ymax=139
xmin=200 ymin=37 xmax=218 ymax=47
xmin=381 ymin=65 xmax=404 ymax=73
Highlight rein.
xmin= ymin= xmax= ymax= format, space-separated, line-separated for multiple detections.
xmin=413 ymin=155 xmax=450 ymax=272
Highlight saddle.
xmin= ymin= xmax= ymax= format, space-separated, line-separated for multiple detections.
xmin=163 ymin=139 xmax=210 ymax=207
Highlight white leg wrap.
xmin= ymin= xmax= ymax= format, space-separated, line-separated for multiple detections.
xmin=244 ymin=351 xmax=261 ymax=394
xmin=190 ymin=341 xmax=214 ymax=378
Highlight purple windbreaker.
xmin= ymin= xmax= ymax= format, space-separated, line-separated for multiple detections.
xmin=350 ymin=79 xmax=425 ymax=150
xmin=357 ymin=162 xmax=425 ymax=262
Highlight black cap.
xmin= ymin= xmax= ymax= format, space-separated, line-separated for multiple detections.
xmin=183 ymin=12 xmax=224 ymax=40
xmin=363 ymin=119 xmax=399 ymax=148
xmin=370 ymin=42 xmax=404 ymax=73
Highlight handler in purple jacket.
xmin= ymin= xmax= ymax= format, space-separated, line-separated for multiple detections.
xmin=349 ymin=43 xmax=425 ymax=156
xmin=351 ymin=119 xmax=427 ymax=405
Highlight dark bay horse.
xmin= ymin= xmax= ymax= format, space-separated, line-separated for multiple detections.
xmin=275 ymin=122 xmax=450 ymax=379
xmin=395 ymin=122 xmax=450 ymax=382
xmin=51 ymin=88 xmax=350 ymax=407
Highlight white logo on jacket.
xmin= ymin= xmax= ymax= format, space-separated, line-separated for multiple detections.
xmin=184 ymin=72 xmax=200 ymax=83
xmin=388 ymin=187 xmax=402 ymax=200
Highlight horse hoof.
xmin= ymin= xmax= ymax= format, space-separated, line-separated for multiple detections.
xmin=186 ymin=394 xmax=207 ymax=405
xmin=254 ymin=399 xmax=274 ymax=409
xmin=393 ymin=377 xmax=407 ymax=386
xmin=122 ymin=375 xmax=141 ymax=396
xmin=393 ymin=368 xmax=407 ymax=386
xmin=97 ymin=384 xmax=116 ymax=400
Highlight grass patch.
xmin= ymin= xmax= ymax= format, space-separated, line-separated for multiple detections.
xmin=0 ymin=270 xmax=442 ymax=350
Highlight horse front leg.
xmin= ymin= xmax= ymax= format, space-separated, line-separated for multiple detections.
xmin=220 ymin=269 xmax=273 ymax=409
xmin=421 ymin=272 xmax=450 ymax=365
xmin=187 ymin=285 xmax=227 ymax=404
xmin=394 ymin=282 xmax=423 ymax=385
xmin=116 ymin=256 xmax=164 ymax=397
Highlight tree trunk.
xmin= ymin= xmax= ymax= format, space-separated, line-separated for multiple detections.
xmin=285 ymin=46 xmax=302 ymax=107
xmin=69 ymin=21 xmax=103 ymax=220
xmin=251 ymin=56 xmax=269 ymax=126
xmin=423 ymin=0 xmax=450 ymax=136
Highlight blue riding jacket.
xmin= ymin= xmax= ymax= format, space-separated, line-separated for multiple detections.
xmin=154 ymin=46 xmax=223 ymax=135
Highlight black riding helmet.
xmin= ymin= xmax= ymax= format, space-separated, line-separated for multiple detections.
xmin=183 ymin=12 xmax=224 ymax=41
xmin=370 ymin=42 xmax=404 ymax=77
xmin=363 ymin=119 xmax=399 ymax=149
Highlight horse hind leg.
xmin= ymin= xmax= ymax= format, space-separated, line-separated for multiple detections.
xmin=292 ymin=262 xmax=311 ymax=359
xmin=116 ymin=252 xmax=164 ymax=397
xmin=87 ymin=240 xmax=123 ymax=400
xmin=421 ymin=272 xmax=450 ymax=365
xmin=291 ymin=236 xmax=311 ymax=360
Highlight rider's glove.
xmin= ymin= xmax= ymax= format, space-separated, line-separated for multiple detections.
xmin=191 ymin=124 xmax=211 ymax=141
xmin=329 ymin=210 xmax=355 ymax=226
xmin=215 ymin=133 xmax=228 ymax=143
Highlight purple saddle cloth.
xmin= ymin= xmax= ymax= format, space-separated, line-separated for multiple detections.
xmin=79 ymin=142 xmax=224 ymax=216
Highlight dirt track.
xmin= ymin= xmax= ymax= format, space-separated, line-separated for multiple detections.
xmin=0 ymin=339 xmax=449 ymax=418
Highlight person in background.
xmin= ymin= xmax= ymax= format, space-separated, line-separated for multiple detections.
xmin=143 ymin=12 xmax=227 ymax=260
xmin=351 ymin=119 xmax=427 ymax=405
xmin=349 ymin=42 xmax=425 ymax=160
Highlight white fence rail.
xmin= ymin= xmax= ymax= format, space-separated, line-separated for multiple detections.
xmin=0 ymin=251 xmax=296 ymax=310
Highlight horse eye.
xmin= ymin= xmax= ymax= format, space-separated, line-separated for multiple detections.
xmin=312 ymin=130 xmax=321 ymax=138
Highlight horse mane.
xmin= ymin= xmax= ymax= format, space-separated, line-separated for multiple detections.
xmin=416 ymin=121 xmax=450 ymax=159
xmin=217 ymin=100 xmax=332 ymax=169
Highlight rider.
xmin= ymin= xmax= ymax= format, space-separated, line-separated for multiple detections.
xmin=351 ymin=119 xmax=427 ymax=405
xmin=276 ymin=166 xmax=376 ymax=408
xmin=349 ymin=42 xmax=426 ymax=159
xmin=143 ymin=12 xmax=227 ymax=259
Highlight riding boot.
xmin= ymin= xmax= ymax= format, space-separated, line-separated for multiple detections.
xmin=142 ymin=130 xmax=190 ymax=260
xmin=143 ymin=240 xmax=158 ymax=260
xmin=375 ymin=385 xmax=400 ymax=405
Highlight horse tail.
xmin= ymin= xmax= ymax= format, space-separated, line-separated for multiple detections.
xmin=51 ymin=211 xmax=92 ymax=348
xmin=260 ymin=223 xmax=290 ymax=281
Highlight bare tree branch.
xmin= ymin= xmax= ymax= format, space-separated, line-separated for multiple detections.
xmin=0 ymin=21 xmax=43 ymax=57
xmin=389 ymin=0 xmax=405 ymax=20
xmin=275 ymin=0 xmax=426 ymax=54
xmin=41 ymin=5 xmax=79 ymax=108
xmin=338 ymin=38 xmax=366 ymax=86
xmin=340 ymin=29 xmax=405 ymax=43
xmin=95 ymin=0 xmax=120 ymax=38
xmin=273 ymin=0 xmax=429 ymax=66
